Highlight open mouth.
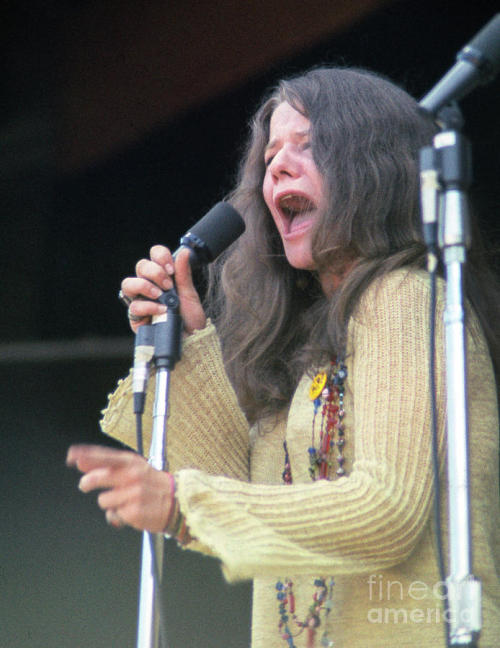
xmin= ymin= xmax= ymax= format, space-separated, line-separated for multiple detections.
xmin=277 ymin=193 xmax=317 ymax=234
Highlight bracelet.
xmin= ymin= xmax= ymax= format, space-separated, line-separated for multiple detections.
xmin=176 ymin=516 xmax=191 ymax=546
xmin=163 ymin=475 xmax=191 ymax=545
xmin=173 ymin=510 xmax=185 ymax=537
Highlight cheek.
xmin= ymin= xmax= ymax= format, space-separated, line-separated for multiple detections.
xmin=262 ymin=184 xmax=280 ymax=230
xmin=303 ymin=160 xmax=323 ymax=192
xmin=262 ymin=173 xmax=273 ymax=210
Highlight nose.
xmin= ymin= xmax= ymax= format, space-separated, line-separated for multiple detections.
xmin=268 ymin=146 xmax=300 ymax=181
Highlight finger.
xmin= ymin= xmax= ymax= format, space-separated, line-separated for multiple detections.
xmin=173 ymin=248 xmax=197 ymax=297
xmin=67 ymin=445 xmax=137 ymax=472
xmin=128 ymin=298 xmax=166 ymax=321
xmin=150 ymin=245 xmax=175 ymax=276
xmin=121 ymin=277 xmax=163 ymax=301
xmin=174 ymin=248 xmax=207 ymax=333
xmin=106 ymin=509 xmax=125 ymax=529
xmin=121 ymin=277 xmax=166 ymax=332
xmin=136 ymin=259 xmax=172 ymax=292
xmin=127 ymin=311 xmax=149 ymax=329
xmin=78 ymin=467 xmax=114 ymax=493
xmin=67 ymin=444 xmax=121 ymax=468
xmin=97 ymin=485 xmax=136 ymax=510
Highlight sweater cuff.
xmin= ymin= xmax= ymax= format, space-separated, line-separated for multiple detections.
xmin=100 ymin=321 xmax=249 ymax=480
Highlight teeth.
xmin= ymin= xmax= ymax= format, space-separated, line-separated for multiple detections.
xmin=278 ymin=194 xmax=315 ymax=216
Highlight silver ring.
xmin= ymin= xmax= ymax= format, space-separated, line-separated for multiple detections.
xmin=107 ymin=509 xmax=125 ymax=528
xmin=128 ymin=310 xmax=146 ymax=323
xmin=118 ymin=289 xmax=132 ymax=307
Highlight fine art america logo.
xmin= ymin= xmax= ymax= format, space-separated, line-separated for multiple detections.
xmin=366 ymin=574 xmax=472 ymax=625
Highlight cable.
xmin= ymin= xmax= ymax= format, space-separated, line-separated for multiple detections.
xmin=135 ymin=412 xmax=144 ymax=458
xmin=421 ymin=143 xmax=450 ymax=646
xmin=428 ymin=257 xmax=451 ymax=648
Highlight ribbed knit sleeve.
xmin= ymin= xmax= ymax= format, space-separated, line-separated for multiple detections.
xmin=174 ymin=270 xmax=466 ymax=580
xmin=100 ymin=322 xmax=250 ymax=480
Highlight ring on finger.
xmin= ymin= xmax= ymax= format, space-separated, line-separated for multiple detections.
xmin=107 ymin=509 xmax=125 ymax=528
xmin=128 ymin=309 xmax=146 ymax=323
xmin=118 ymin=289 xmax=132 ymax=307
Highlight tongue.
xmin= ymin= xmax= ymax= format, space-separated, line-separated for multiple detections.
xmin=289 ymin=211 xmax=314 ymax=232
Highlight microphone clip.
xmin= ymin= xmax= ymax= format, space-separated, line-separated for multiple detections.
xmin=178 ymin=232 xmax=211 ymax=267
xmin=152 ymin=287 xmax=183 ymax=371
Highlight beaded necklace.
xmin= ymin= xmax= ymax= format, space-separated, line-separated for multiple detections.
xmin=277 ymin=358 xmax=347 ymax=648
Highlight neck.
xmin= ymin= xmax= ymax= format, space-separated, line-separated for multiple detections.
xmin=319 ymin=272 xmax=342 ymax=296
xmin=319 ymin=259 xmax=358 ymax=296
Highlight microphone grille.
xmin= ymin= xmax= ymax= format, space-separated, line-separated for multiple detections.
xmin=187 ymin=202 xmax=245 ymax=262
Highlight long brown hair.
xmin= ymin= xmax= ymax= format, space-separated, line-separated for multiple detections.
xmin=206 ymin=67 xmax=499 ymax=423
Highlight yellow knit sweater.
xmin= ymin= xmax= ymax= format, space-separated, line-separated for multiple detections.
xmin=102 ymin=269 xmax=500 ymax=647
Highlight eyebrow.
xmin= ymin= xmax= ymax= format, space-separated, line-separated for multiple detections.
xmin=265 ymin=129 xmax=310 ymax=153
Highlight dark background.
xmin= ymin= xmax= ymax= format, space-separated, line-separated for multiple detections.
xmin=2 ymin=1 xmax=499 ymax=647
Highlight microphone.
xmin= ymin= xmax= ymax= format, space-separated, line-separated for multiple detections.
xmin=130 ymin=201 xmax=245 ymax=451
xmin=133 ymin=202 xmax=244 ymax=406
xmin=419 ymin=14 xmax=500 ymax=115
xmin=174 ymin=201 xmax=245 ymax=268
xmin=151 ymin=201 xmax=245 ymax=372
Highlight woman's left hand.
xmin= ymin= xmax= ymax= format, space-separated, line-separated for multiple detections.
xmin=66 ymin=445 xmax=174 ymax=533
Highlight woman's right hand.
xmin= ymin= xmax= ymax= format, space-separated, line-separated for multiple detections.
xmin=120 ymin=245 xmax=207 ymax=335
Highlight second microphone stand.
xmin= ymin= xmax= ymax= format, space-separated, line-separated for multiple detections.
xmin=425 ymin=105 xmax=482 ymax=647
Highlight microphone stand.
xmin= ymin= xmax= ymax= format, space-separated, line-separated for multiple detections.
xmin=136 ymin=288 xmax=183 ymax=648
xmin=430 ymin=104 xmax=481 ymax=647
xmin=418 ymin=15 xmax=500 ymax=644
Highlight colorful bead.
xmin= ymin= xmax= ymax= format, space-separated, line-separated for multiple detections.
xmin=309 ymin=372 xmax=328 ymax=400
xmin=282 ymin=442 xmax=293 ymax=483
xmin=277 ymin=359 xmax=347 ymax=647
xmin=307 ymin=358 xmax=347 ymax=482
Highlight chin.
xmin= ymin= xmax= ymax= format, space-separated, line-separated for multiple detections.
xmin=284 ymin=250 xmax=315 ymax=271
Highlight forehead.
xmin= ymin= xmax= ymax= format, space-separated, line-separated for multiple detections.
xmin=268 ymin=102 xmax=310 ymax=141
